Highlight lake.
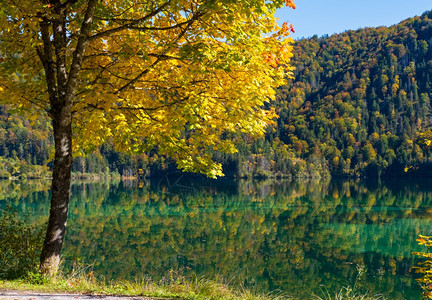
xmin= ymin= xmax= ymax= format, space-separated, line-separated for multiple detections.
xmin=0 ymin=177 xmax=430 ymax=299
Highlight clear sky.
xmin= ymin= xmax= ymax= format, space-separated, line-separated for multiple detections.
xmin=275 ymin=0 xmax=432 ymax=40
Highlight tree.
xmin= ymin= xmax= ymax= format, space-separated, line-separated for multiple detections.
xmin=0 ymin=0 xmax=295 ymax=276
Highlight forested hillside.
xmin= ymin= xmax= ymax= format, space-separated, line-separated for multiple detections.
xmin=1 ymin=10 xmax=432 ymax=179
xmin=271 ymin=9 xmax=432 ymax=177
xmin=232 ymin=9 xmax=432 ymax=178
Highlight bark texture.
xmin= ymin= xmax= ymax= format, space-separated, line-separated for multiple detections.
xmin=39 ymin=110 xmax=73 ymax=276
xmin=38 ymin=0 xmax=99 ymax=276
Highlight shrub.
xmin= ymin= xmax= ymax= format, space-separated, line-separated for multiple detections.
xmin=0 ymin=206 xmax=45 ymax=279
xmin=413 ymin=235 xmax=432 ymax=299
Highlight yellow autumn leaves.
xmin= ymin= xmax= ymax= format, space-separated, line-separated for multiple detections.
xmin=0 ymin=0 xmax=295 ymax=177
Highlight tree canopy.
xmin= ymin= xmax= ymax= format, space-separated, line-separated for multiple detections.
xmin=0 ymin=0 xmax=294 ymax=178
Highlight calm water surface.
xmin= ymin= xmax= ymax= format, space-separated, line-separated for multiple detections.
xmin=1 ymin=177 xmax=431 ymax=299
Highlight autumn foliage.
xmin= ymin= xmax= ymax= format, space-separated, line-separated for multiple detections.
xmin=413 ymin=235 xmax=432 ymax=299
xmin=0 ymin=0 xmax=295 ymax=178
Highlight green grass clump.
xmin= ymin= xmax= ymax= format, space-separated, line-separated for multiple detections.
xmin=313 ymin=286 xmax=386 ymax=300
xmin=0 ymin=269 xmax=388 ymax=300
xmin=0 ymin=267 xmax=291 ymax=300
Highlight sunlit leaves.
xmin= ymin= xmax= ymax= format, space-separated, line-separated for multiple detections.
xmin=413 ymin=235 xmax=432 ymax=299
xmin=285 ymin=0 xmax=296 ymax=9
xmin=0 ymin=0 xmax=295 ymax=178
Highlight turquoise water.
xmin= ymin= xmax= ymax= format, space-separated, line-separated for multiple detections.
xmin=1 ymin=178 xmax=430 ymax=299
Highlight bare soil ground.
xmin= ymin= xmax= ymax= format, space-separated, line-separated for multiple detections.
xmin=0 ymin=291 xmax=172 ymax=300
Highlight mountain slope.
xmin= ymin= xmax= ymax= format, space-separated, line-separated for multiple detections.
xmin=268 ymin=10 xmax=432 ymax=177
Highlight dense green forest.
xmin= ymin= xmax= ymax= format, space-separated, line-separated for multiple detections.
xmin=1 ymin=10 xmax=432 ymax=179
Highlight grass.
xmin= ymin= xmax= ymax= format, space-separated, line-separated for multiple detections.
xmin=0 ymin=267 xmax=292 ymax=300
xmin=312 ymin=286 xmax=387 ymax=300
xmin=0 ymin=269 xmax=388 ymax=300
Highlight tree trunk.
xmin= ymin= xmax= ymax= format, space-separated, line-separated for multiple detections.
xmin=39 ymin=109 xmax=73 ymax=276
xmin=37 ymin=0 xmax=98 ymax=276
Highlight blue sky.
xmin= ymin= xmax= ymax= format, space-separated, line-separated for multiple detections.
xmin=275 ymin=0 xmax=432 ymax=40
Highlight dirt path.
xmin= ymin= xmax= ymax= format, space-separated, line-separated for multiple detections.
xmin=0 ymin=291 xmax=171 ymax=300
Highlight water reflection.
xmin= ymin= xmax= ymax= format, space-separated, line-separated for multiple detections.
xmin=1 ymin=177 xmax=431 ymax=299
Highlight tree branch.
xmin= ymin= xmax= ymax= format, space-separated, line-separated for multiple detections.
xmin=53 ymin=3 xmax=69 ymax=101
xmin=65 ymin=0 xmax=99 ymax=105
xmin=113 ymin=10 xmax=205 ymax=94
xmin=88 ymin=0 xmax=171 ymax=42
xmin=38 ymin=16 xmax=58 ymax=106
xmin=114 ymin=57 xmax=162 ymax=94
xmin=127 ymin=17 xmax=200 ymax=32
